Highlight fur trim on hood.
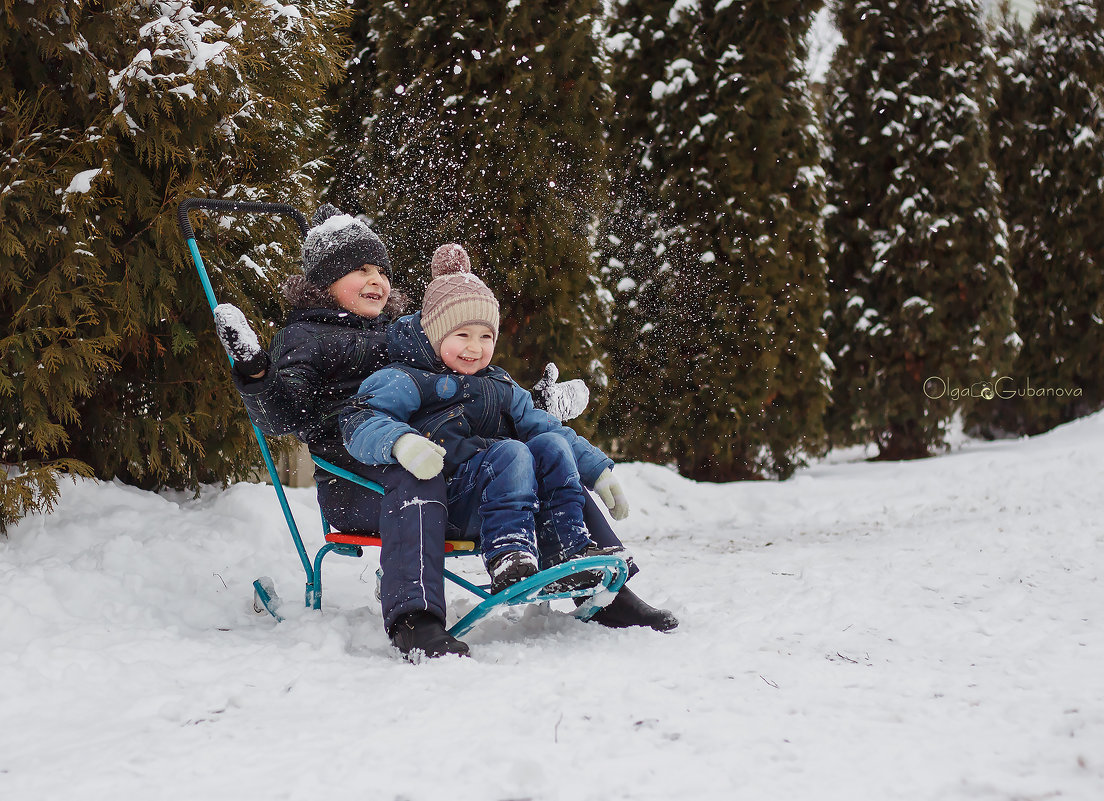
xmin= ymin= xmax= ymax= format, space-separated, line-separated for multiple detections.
xmin=280 ymin=274 xmax=409 ymax=317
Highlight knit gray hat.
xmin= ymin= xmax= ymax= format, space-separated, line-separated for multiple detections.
xmin=301 ymin=204 xmax=391 ymax=288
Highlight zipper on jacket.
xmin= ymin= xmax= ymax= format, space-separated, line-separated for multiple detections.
xmin=421 ymin=405 xmax=466 ymax=445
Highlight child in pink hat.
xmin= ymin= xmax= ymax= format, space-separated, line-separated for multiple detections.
xmin=342 ymin=244 xmax=633 ymax=595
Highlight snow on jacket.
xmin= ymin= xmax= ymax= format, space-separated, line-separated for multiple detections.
xmin=340 ymin=312 xmax=614 ymax=486
xmin=233 ymin=307 xmax=391 ymax=468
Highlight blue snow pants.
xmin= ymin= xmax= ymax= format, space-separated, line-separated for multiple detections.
xmin=315 ymin=463 xmax=447 ymax=634
xmin=316 ymin=443 xmax=639 ymax=636
xmin=446 ymin=433 xmax=593 ymax=569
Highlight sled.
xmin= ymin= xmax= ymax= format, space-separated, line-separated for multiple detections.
xmin=177 ymin=198 xmax=629 ymax=637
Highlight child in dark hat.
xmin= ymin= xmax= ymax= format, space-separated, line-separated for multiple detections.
xmin=340 ymin=245 xmax=643 ymax=597
xmin=215 ymin=205 xmax=469 ymax=660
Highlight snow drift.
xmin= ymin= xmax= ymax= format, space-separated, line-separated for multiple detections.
xmin=2 ymin=414 xmax=1103 ymax=800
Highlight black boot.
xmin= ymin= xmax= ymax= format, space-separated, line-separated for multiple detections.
xmin=389 ymin=611 xmax=470 ymax=660
xmin=580 ymin=585 xmax=679 ymax=632
xmin=488 ymin=550 xmax=539 ymax=594
xmin=547 ymin=545 xmax=626 ymax=593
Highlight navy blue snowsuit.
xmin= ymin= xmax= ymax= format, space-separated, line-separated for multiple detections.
xmin=233 ymin=306 xmax=629 ymax=632
xmin=232 ymin=307 xmax=451 ymax=632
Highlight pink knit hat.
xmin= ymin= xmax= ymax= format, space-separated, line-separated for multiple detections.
xmin=421 ymin=244 xmax=500 ymax=356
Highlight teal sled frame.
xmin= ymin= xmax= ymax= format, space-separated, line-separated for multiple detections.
xmin=178 ymin=198 xmax=628 ymax=637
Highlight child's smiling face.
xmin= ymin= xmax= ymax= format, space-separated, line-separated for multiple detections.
xmin=439 ymin=323 xmax=496 ymax=374
xmin=329 ymin=264 xmax=390 ymax=318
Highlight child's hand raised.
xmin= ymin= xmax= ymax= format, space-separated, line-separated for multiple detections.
xmin=531 ymin=362 xmax=590 ymax=421
xmin=213 ymin=303 xmax=268 ymax=378
xmin=392 ymin=433 xmax=447 ymax=480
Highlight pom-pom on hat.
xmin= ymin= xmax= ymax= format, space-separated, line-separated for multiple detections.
xmin=301 ymin=203 xmax=391 ymax=289
xmin=421 ymin=244 xmax=500 ymax=357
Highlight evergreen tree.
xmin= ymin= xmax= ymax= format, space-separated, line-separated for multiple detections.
xmin=325 ymin=0 xmax=377 ymax=214
xmin=823 ymin=0 xmax=1016 ymax=459
xmin=604 ymin=0 xmax=830 ymax=480
xmin=0 ymin=0 xmax=347 ymax=530
xmin=600 ymin=0 xmax=684 ymax=454
xmin=974 ymin=0 xmax=1104 ymax=436
xmin=327 ymin=1 xmax=611 ymax=406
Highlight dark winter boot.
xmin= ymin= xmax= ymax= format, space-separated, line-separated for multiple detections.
xmin=389 ymin=611 xmax=470 ymax=660
xmin=578 ymin=585 xmax=679 ymax=632
xmin=488 ymin=550 xmax=540 ymax=594
xmin=547 ymin=545 xmax=627 ymax=593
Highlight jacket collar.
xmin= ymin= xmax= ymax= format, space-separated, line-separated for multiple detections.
xmin=388 ymin=312 xmax=444 ymax=370
xmin=287 ymin=307 xmax=391 ymax=330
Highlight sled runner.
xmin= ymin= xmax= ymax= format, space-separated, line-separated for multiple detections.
xmin=178 ymin=198 xmax=629 ymax=637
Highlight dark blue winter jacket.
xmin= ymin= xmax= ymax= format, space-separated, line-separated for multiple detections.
xmin=233 ymin=307 xmax=391 ymax=469
xmin=340 ymin=313 xmax=613 ymax=486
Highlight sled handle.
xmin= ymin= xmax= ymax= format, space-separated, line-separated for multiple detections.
xmin=177 ymin=197 xmax=309 ymax=241
xmin=178 ymin=198 xmax=310 ymax=313
xmin=178 ymin=198 xmax=316 ymax=584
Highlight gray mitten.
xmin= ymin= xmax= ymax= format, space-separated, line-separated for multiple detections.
xmin=531 ymin=362 xmax=590 ymax=421
xmin=213 ymin=303 xmax=268 ymax=378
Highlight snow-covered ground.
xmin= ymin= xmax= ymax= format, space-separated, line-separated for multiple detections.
xmin=3 ymin=413 xmax=1103 ymax=801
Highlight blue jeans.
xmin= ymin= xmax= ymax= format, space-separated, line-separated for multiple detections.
xmin=447 ymin=432 xmax=593 ymax=568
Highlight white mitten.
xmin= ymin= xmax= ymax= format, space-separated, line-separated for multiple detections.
xmin=531 ymin=362 xmax=590 ymax=421
xmin=392 ymin=433 xmax=446 ymax=480
xmin=593 ymin=468 xmax=629 ymax=520
xmin=213 ymin=303 xmax=269 ymax=377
